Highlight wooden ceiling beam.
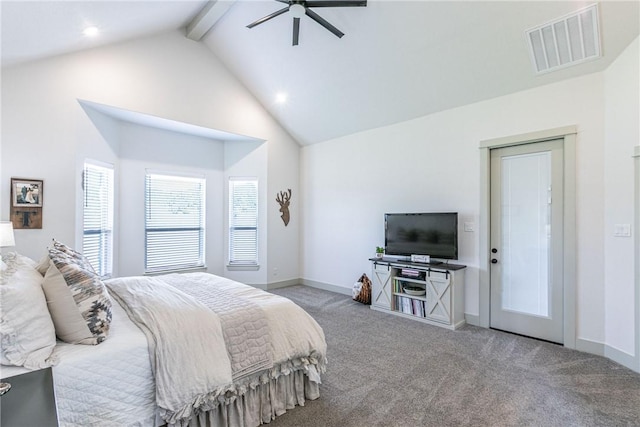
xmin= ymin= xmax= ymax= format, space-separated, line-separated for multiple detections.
xmin=186 ymin=0 xmax=236 ymax=41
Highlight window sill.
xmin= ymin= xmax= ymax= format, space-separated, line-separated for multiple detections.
xmin=226 ymin=264 xmax=260 ymax=271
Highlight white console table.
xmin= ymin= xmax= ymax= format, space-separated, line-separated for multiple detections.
xmin=370 ymin=258 xmax=466 ymax=330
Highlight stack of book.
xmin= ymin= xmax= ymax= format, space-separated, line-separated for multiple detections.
xmin=395 ymin=296 xmax=426 ymax=318
xmin=401 ymin=268 xmax=421 ymax=278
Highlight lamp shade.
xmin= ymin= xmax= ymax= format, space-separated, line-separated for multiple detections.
xmin=0 ymin=222 xmax=16 ymax=247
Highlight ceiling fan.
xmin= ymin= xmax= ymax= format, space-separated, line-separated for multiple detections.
xmin=247 ymin=0 xmax=367 ymax=46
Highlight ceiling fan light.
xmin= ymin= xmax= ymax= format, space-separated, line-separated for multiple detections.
xmin=290 ymin=4 xmax=305 ymax=18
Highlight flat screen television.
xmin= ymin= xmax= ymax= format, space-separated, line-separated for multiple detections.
xmin=384 ymin=212 xmax=458 ymax=260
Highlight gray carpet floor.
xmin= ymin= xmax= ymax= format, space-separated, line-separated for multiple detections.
xmin=269 ymin=285 xmax=640 ymax=427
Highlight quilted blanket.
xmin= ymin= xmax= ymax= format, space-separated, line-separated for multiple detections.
xmin=160 ymin=273 xmax=273 ymax=381
xmin=106 ymin=273 xmax=326 ymax=427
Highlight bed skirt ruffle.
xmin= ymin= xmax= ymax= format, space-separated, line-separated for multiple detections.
xmin=185 ymin=369 xmax=320 ymax=427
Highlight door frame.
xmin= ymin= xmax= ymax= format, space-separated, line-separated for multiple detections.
xmin=479 ymin=125 xmax=577 ymax=349
xmin=634 ymin=145 xmax=640 ymax=372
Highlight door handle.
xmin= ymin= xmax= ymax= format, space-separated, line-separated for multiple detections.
xmin=491 ymin=258 xmax=498 ymax=264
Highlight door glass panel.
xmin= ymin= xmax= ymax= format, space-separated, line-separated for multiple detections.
xmin=501 ymin=151 xmax=551 ymax=317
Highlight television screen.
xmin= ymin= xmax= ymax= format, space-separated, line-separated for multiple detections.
xmin=385 ymin=212 xmax=458 ymax=259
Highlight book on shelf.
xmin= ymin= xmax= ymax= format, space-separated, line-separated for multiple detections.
xmin=400 ymin=268 xmax=426 ymax=280
xmin=412 ymin=299 xmax=424 ymax=317
xmin=402 ymin=297 xmax=412 ymax=314
xmin=401 ymin=268 xmax=420 ymax=277
xmin=397 ymin=296 xmax=427 ymax=317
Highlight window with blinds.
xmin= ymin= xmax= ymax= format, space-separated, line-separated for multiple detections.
xmin=145 ymin=172 xmax=206 ymax=273
xmin=83 ymin=162 xmax=114 ymax=278
xmin=229 ymin=179 xmax=258 ymax=265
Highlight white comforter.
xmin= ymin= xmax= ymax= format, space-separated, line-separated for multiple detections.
xmin=106 ymin=273 xmax=327 ymax=427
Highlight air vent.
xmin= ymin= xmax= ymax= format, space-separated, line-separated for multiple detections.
xmin=526 ymin=4 xmax=601 ymax=74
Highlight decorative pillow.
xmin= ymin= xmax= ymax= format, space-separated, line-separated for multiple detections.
xmin=52 ymin=239 xmax=96 ymax=271
xmin=41 ymin=241 xmax=112 ymax=345
xmin=0 ymin=252 xmax=57 ymax=368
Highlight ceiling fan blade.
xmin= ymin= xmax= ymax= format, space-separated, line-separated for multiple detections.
xmin=305 ymin=0 xmax=367 ymax=7
xmin=246 ymin=6 xmax=290 ymax=29
xmin=304 ymin=8 xmax=344 ymax=38
xmin=275 ymin=0 xmax=290 ymax=3
xmin=293 ymin=17 xmax=300 ymax=46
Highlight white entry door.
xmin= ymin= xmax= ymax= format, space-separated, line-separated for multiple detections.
xmin=490 ymin=139 xmax=564 ymax=343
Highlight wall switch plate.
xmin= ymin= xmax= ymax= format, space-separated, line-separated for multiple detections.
xmin=464 ymin=222 xmax=475 ymax=232
xmin=614 ymin=224 xmax=631 ymax=237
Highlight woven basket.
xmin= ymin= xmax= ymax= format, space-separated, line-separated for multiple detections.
xmin=353 ymin=273 xmax=372 ymax=305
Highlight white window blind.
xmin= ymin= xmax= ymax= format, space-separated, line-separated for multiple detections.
xmin=83 ymin=162 xmax=114 ymax=278
xmin=229 ymin=179 xmax=258 ymax=265
xmin=145 ymin=173 xmax=205 ymax=273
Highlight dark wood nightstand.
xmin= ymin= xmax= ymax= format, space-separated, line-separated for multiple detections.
xmin=0 ymin=367 xmax=58 ymax=426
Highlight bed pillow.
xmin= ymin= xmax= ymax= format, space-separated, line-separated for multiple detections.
xmin=0 ymin=252 xmax=57 ymax=368
xmin=41 ymin=241 xmax=112 ymax=345
xmin=51 ymin=239 xmax=94 ymax=267
xmin=35 ymin=253 xmax=51 ymax=276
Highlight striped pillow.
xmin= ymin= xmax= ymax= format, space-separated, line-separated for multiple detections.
xmin=41 ymin=241 xmax=112 ymax=345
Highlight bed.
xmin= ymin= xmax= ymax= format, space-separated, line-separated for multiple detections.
xmin=0 ymin=247 xmax=327 ymax=427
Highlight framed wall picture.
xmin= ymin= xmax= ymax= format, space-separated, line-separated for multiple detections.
xmin=12 ymin=178 xmax=43 ymax=207
xmin=10 ymin=178 xmax=43 ymax=229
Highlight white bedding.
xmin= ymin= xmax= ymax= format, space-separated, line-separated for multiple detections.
xmin=2 ymin=273 xmax=326 ymax=427
xmin=0 ymin=296 xmax=157 ymax=426
xmin=51 ymin=298 xmax=157 ymax=426
xmin=107 ymin=273 xmax=327 ymax=426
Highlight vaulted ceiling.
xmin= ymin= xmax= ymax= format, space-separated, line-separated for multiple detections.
xmin=2 ymin=1 xmax=639 ymax=145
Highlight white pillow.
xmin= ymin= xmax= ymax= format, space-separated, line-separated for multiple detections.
xmin=0 ymin=252 xmax=57 ymax=369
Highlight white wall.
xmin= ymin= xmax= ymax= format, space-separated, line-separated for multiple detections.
xmin=117 ymin=122 xmax=226 ymax=277
xmin=266 ymin=127 xmax=301 ymax=286
xmin=1 ymin=30 xmax=300 ymax=284
xmin=301 ymin=72 xmax=607 ymax=344
xmin=603 ymin=36 xmax=639 ymax=359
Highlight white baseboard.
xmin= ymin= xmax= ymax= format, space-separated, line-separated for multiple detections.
xmin=299 ymin=279 xmax=352 ymax=296
xmin=605 ymin=344 xmax=638 ymax=372
xmin=464 ymin=313 xmax=480 ymax=326
xmin=575 ymin=337 xmax=605 ymax=356
xmin=266 ymin=278 xmax=300 ymax=290
xmin=575 ymin=338 xmax=639 ymax=373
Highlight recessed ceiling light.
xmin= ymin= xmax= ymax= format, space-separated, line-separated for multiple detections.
xmin=275 ymin=92 xmax=288 ymax=104
xmin=83 ymin=26 xmax=99 ymax=37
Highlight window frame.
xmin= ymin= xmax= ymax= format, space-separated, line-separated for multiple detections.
xmin=228 ymin=178 xmax=259 ymax=270
xmin=82 ymin=160 xmax=114 ymax=278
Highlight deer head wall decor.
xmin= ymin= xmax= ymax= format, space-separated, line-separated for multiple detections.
xmin=276 ymin=189 xmax=292 ymax=226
